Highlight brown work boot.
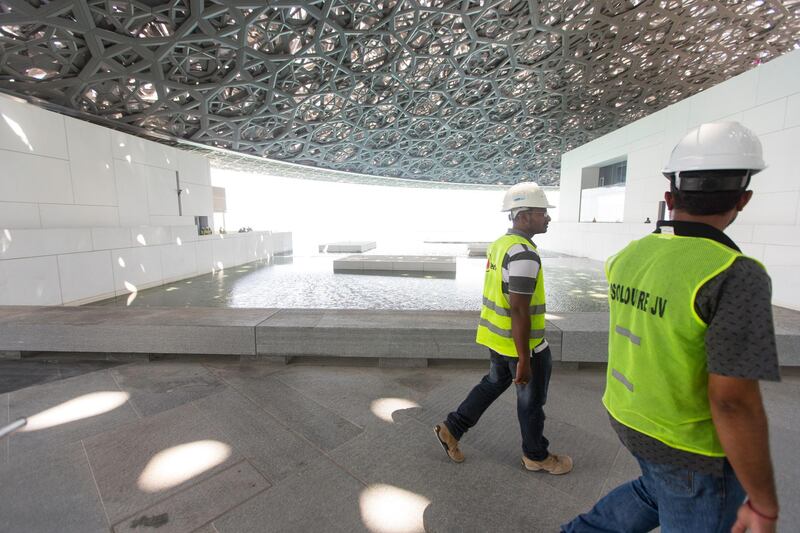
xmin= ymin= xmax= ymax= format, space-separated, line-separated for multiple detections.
xmin=522 ymin=453 xmax=573 ymax=475
xmin=434 ymin=424 xmax=464 ymax=463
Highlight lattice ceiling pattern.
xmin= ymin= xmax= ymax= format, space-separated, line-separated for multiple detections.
xmin=1 ymin=1 xmax=799 ymax=185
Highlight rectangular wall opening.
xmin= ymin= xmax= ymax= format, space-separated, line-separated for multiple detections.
xmin=579 ymin=158 xmax=627 ymax=222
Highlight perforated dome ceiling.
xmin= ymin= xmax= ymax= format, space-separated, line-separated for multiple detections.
xmin=1 ymin=0 xmax=798 ymax=185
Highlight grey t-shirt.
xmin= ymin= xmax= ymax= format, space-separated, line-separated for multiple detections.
xmin=610 ymin=221 xmax=780 ymax=475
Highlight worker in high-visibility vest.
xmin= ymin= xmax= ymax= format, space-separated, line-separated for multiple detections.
xmin=434 ymin=181 xmax=573 ymax=475
xmin=563 ymin=121 xmax=780 ymax=532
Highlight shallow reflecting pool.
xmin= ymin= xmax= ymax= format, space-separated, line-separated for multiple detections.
xmin=92 ymin=244 xmax=609 ymax=312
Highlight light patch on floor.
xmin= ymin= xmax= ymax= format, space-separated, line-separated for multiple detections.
xmin=359 ymin=484 xmax=430 ymax=533
xmin=370 ymin=398 xmax=420 ymax=423
xmin=137 ymin=440 xmax=231 ymax=492
xmin=22 ymin=391 xmax=130 ymax=432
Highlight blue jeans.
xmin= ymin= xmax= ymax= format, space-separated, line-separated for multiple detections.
xmin=445 ymin=347 xmax=552 ymax=461
xmin=562 ymin=455 xmax=745 ymax=532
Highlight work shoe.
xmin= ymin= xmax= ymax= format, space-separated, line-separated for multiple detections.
xmin=522 ymin=453 xmax=573 ymax=475
xmin=434 ymin=424 xmax=464 ymax=463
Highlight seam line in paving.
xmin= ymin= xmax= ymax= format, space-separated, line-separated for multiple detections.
xmin=597 ymin=444 xmax=625 ymax=501
xmin=189 ymin=388 xmax=277 ymax=487
xmin=211 ymin=369 xmax=370 ymax=490
xmin=109 ymin=367 xmax=142 ymax=419
xmin=4 ymin=393 xmax=8 ymax=465
xmin=271 ymin=370 xmax=367 ymax=431
xmin=82 ymin=439 xmax=112 ymax=529
xmin=110 ymin=458 xmax=271 ymax=533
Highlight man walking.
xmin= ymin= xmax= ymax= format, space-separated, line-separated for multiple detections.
xmin=563 ymin=121 xmax=780 ymax=532
xmin=434 ymin=182 xmax=573 ymax=475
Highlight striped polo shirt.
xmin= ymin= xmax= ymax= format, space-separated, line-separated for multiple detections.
xmin=500 ymin=229 xmax=548 ymax=353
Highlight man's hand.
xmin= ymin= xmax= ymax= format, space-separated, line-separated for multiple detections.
xmin=731 ymin=502 xmax=777 ymax=533
xmin=514 ymin=359 xmax=531 ymax=385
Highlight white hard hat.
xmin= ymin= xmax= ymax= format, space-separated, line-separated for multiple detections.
xmin=501 ymin=182 xmax=555 ymax=211
xmin=662 ymin=121 xmax=766 ymax=177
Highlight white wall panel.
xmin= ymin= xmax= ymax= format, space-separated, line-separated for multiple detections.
xmin=738 ymin=191 xmax=799 ymax=226
xmin=0 ymin=228 xmax=92 ymax=260
xmin=160 ymin=242 xmax=198 ymax=281
xmin=111 ymin=131 xmax=147 ymax=164
xmin=111 ymin=245 xmax=164 ymax=292
xmin=130 ymin=225 xmax=171 ymax=246
xmin=764 ymin=245 xmax=800 ymax=267
xmin=64 ymin=116 xmax=117 ymax=206
xmin=753 ymin=225 xmax=800 ymax=247
xmin=0 ymin=202 xmax=40 ymax=229
xmin=786 ymin=93 xmax=800 ymax=129
xmin=145 ymin=165 xmax=179 ymax=216
xmin=0 ymin=255 xmax=61 ymax=305
xmin=177 ymin=150 xmax=211 ymax=185
xmin=688 ymin=68 xmax=758 ymax=126
xmin=0 ymin=94 xmax=68 ymax=159
xmin=91 ymin=227 xmax=132 ymax=250
xmin=195 ymin=238 xmax=214 ymax=274
xmin=57 ymin=250 xmax=115 ymax=304
xmin=741 ymin=98 xmax=788 ymax=136
xmin=170 ymin=225 xmax=199 ymax=244
xmin=768 ymin=266 xmax=800 ymax=310
xmin=0 ymin=149 xmax=74 ymax=203
xmin=755 ymin=127 xmax=800 ymax=194
xmin=115 ymin=159 xmax=150 ymax=226
xmin=150 ymin=215 xmax=195 ymax=227
xmin=40 ymin=204 xmax=119 ymax=228
xmin=180 ymin=183 xmax=213 ymax=217
xmin=211 ymin=235 xmax=238 ymax=270
xmin=755 ymin=50 xmax=800 ymax=105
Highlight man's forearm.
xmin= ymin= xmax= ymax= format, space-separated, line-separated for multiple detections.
xmin=711 ymin=397 xmax=778 ymax=515
xmin=510 ymin=307 xmax=531 ymax=360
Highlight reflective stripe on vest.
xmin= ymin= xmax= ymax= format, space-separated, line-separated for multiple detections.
xmin=602 ymin=233 xmax=763 ymax=457
xmin=475 ymin=234 xmax=546 ymax=357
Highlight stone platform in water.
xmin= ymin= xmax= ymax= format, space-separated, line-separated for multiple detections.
xmin=319 ymin=241 xmax=377 ymax=253
xmin=332 ymin=255 xmax=456 ymax=276
xmin=467 ymin=242 xmax=490 ymax=257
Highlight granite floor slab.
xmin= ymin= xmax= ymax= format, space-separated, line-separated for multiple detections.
xmin=112 ymin=460 xmax=269 ymax=533
xmin=212 ymin=456 xmax=368 ymax=533
xmin=8 ymin=369 xmax=140 ymax=460
xmin=192 ymin=388 xmax=321 ymax=484
xmin=215 ymin=371 xmax=364 ymax=452
xmin=0 ymin=442 xmax=109 ymax=533
xmin=82 ymin=402 xmax=243 ymax=524
xmin=110 ymin=361 xmax=226 ymax=417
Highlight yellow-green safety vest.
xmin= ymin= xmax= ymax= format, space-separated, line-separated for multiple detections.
xmin=476 ymin=233 xmax=546 ymax=357
xmin=603 ymin=232 xmax=761 ymax=457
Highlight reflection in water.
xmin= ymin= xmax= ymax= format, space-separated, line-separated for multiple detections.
xmin=22 ymin=391 xmax=130 ymax=432
xmin=370 ymin=398 xmax=421 ymax=423
xmin=137 ymin=440 xmax=231 ymax=493
xmin=360 ymin=484 xmax=430 ymax=533
xmin=92 ymin=245 xmax=608 ymax=312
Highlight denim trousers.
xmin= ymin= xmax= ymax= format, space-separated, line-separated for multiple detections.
xmin=561 ymin=455 xmax=745 ymax=532
xmin=445 ymin=347 xmax=552 ymax=461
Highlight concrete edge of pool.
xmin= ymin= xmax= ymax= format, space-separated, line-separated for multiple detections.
xmin=1 ymin=306 xmax=798 ymax=367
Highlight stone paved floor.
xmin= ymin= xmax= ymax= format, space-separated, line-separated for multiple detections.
xmin=1 ymin=356 xmax=797 ymax=532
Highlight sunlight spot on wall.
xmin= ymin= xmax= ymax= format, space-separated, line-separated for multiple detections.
xmin=2 ymin=114 xmax=33 ymax=151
